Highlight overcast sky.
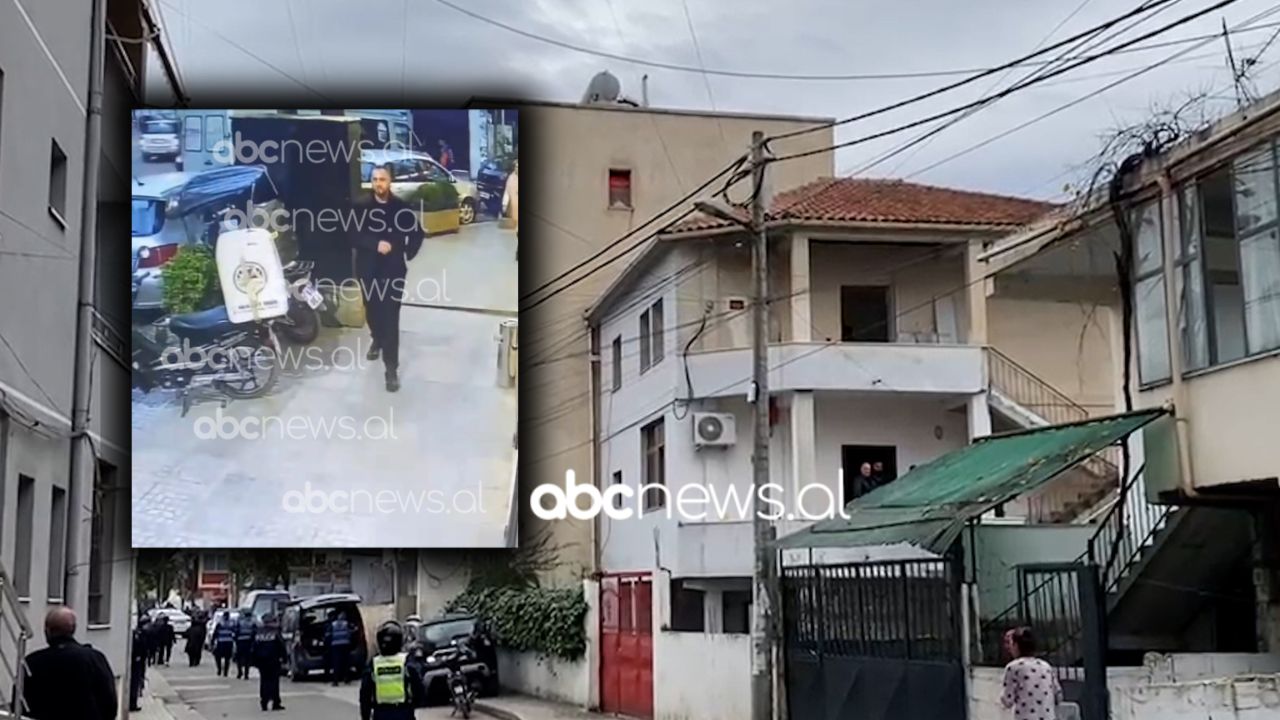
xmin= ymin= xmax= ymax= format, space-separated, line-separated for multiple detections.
xmin=146 ymin=0 xmax=1280 ymax=200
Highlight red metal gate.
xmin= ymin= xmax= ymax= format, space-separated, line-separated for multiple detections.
xmin=600 ymin=573 xmax=653 ymax=718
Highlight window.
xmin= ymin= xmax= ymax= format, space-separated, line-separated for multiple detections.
xmin=669 ymin=579 xmax=705 ymax=632
xmin=252 ymin=172 xmax=279 ymax=204
xmin=722 ymin=590 xmax=751 ymax=634
xmin=639 ymin=299 xmax=664 ymax=372
xmin=842 ymin=445 xmax=898 ymax=501
xmin=1132 ymin=201 xmax=1171 ymax=384
xmin=392 ymin=160 xmax=420 ymax=182
xmin=611 ymin=471 xmax=625 ymax=511
xmin=88 ymin=460 xmax=117 ymax=625
xmin=203 ymin=552 xmax=230 ymax=573
xmin=14 ymin=476 xmax=34 ymax=598
xmin=641 ymin=418 xmax=666 ymax=511
xmin=1234 ymin=146 xmax=1280 ymax=354
xmin=204 ymin=115 xmax=224 ymax=152
xmin=840 ymin=286 xmax=891 ymax=342
xmin=422 ymin=159 xmax=451 ymax=183
xmin=611 ymin=336 xmax=622 ymax=391
xmin=48 ymin=140 xmax=67 ymax=224
xmin=184 ymin=115 xmax=202 ymax=151
xmin=1180 ymin=168 xmax=1247 ymax=370
xmin=47 ymin=486 xmax=67 ymax=601
xmin=609 ymin=169 xmax=632 ymax=209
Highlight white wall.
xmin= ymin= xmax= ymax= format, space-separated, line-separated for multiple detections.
xmin=498 ymin=650 xmax=592 ymax=706
xmin=653 ymin=631 xmax=751 ymax=720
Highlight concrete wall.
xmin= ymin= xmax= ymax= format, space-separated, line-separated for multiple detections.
xmin=521 ymin=102 xmax=834 ymax=585
xmin=988 ymin=297 xmax=1118 ymax=415
xmin=498 ymin=650 xmax=592 ymax=707
xmin=969 ymin=524 xmax=1094 ymax=620
xmin=653 ymin=631 xmax=751 ymax=720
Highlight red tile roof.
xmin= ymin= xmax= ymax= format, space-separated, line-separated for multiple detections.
xmin=672 ymin=177 xmax=1057 ymax=233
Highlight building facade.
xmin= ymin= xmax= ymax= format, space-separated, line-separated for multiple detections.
xmin=0 ymin=1 xmax=178 ymax=715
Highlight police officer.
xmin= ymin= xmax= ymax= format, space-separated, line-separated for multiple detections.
xmin=359 ymin=620 xmax=426 ymax=720
xmin=252 ymin=612 xmax=287 ymax=711
xmin=234 ymin=608 xmax=258 ymax=680
xmin=325 ymin=608 xmax=354 ymax=686
xmin=213 ymin=611 xmax=237 ymax=677
xmin=157 ymin=614 xmax=175 ymax=665
xmin=21 ymin=607 xmax=118 ymax=719
xmin=129 ymin=616 xmax=150 ymax=712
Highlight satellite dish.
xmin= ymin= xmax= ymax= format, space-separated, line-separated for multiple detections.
xmin=697 ymin=415 xmax=724 ymax=442
xmin=582 ymin=71 xmax=622 ymax=105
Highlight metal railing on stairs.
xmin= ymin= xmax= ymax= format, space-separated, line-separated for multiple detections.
xmin=1086 ymin=463 xmax=1174 ymax=594
xmin=985 ymin=347 xmax=1090 ymax=427
xmin=0 ymin=566 xmax=33 ymax=718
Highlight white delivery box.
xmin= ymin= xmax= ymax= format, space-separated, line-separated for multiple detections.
xmin=214 ymin=228 xmax=290 ymax=324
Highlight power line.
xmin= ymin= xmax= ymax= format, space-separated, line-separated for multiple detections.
xmin=768 ymin=0 xmax=1250 ymax=163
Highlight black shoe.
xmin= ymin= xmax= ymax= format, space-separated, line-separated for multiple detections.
xmin=272 ymin=704 xmax=285 ymax=711
xmin=386 ymin=372 xmax=399 ymax=392
xmin=261 ymin=703 xmax=268 ymax=712
xmin=367 ymin=343 xmax=381 ymax=361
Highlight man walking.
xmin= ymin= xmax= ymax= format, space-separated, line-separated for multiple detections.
xmin=213 ymin=611 xmax=237 ymax=677
xmin=252 ymin=612 xmax=288 ymax=711
xmin=185 ymin=610 xmax=207 ymax=667
xmin=129 ymin=616 xmax=149 ymax=712
xmin=21 ymin=608 xmax=117 ymax=719
xmin=355 ymin=163 xmax=423 ymax=393
xmin=157 ymin=613 xmax=175 ymax=665
xmin=234 ymin=608 xmax=258 ymax=680
xmin=325 ymin=608 xmax=354 ymax=686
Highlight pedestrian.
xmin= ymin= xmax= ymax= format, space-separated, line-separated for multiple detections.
xmin=235 ymin=608 xmax=258 ymax=680
xmin=355 ymin=163 xmax=423 ymax=393
xmin=145 ymin=613 xmax=163 ymax=666
xmin=359 ymin=620 xmax=426 ymax=720
xmin=213 ymin=611 xmax=237 ymax=677
xmin=1001 ymin=627 xmax=1063 ymax=720
xmin=129 ymin=617 xmax=149 ymax=712
xmin=185 ymin=611 xmax=207 ymax=667
xmin=325 ymin=608 xmax=354 ymax=686
xmin=853 ymin=461 xmax=877 ymax=498
xmin=20 ymin=607 xmax=118 ymax=720
xmin=252 ymin=612 xmax=287 ymax=711
xmin=157 ymin=614 xmax=175 ymax=665
xmin=437 ymin=139 xmax=453 ymax=169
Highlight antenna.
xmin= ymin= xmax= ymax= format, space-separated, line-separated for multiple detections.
xmin=1223 ymin=20 xmax=1256 ymax=108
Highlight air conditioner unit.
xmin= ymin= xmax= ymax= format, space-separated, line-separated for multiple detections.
xmin=722 ymin=296 xmax=751 ymax=347
xmin=693 ymin=412 xmax=736 ymax=448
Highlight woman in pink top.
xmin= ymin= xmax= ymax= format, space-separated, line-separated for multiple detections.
xmin=1001 ymin=627 xmax=1063 ymax=720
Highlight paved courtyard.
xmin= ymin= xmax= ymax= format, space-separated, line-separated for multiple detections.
xmin=131 ymin=222 xmax=517 ymax=548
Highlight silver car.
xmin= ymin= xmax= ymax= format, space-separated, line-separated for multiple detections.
xmin=360 ymin=149 xmax=479 ymax=224
xmin=131 ymin=166 xmax=295 ymax=311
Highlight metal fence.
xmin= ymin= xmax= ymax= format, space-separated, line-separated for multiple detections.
xmin=782 ymin=558 xmax=961 ymax=662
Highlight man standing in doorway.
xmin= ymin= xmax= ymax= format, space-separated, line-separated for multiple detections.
xmin=355 ymin=163 xmax=423 ymax=393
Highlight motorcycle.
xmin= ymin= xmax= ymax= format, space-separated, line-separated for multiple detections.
xmin=440 ymin=640 xmax=478 ymax=718
xmin=275 ymin=260 xmax=325 ymax=344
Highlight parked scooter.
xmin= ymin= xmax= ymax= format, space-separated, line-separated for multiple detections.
xmin=440 ymin=639 xmax=478 ymax=718
xmin=275 ymin=260 xmax=325 ymax=344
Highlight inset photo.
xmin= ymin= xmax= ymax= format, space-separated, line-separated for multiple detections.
xmin=130 ymin=109 xmax=519 ymax=548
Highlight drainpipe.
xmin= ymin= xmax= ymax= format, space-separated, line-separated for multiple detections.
xmin=66 ymin=0 xmax=106 ymax=631
xmin=587 ymin=319 xmax=602 ymax=575
xmin=1155 ymin=172 xmax=1199 ymax=499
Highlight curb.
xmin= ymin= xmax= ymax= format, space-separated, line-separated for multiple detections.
xmin=474 ymin=701 xmax=522 ymax=720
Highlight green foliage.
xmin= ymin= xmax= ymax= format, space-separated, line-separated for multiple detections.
xmin=160 ymin=244 xmax=220 ymax=314
xmin=446 ymin=584 xmax=589 ymax=661
xmin=412 ymin=180 xmax=460 ymax=213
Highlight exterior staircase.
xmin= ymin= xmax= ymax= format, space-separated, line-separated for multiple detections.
xmin=985 ymin=348 xmax=1121 ymax=523
xmin=0 ymin=564 xmax=33 ymax=717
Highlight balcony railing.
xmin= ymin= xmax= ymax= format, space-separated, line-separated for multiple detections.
xmin=0 ymin=565 xmax=33 ymax=717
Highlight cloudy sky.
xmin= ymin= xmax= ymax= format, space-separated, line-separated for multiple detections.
xmin=146 ymin=0 xmax=1280 ymax=200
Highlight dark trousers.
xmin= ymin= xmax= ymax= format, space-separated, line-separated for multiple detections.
xmin=214 ymin=646 xmax=233 ymax=676
xmin=259 ymin=668 xmax=282 ymax=709
xmin=160 ymin=641 xmax=172 ymax=665
xmin=235 ymin=646 xmax=253 ymax=678
xmin=187 ymin=646 xmax=202 ymax=667
xmin=129 ymin=665 xmax=145 ymax=709
xmin=361 ymin=275 xmax=404 ymax=373
xmin=328 ymin=644 xmax=351 ymax=684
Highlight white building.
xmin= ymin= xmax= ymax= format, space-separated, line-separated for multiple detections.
xmin=583 ymin=177 xmax=1121 ymax=718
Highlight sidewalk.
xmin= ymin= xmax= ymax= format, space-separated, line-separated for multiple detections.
xmin=476 ymin=694 xmax=602 ymax=720
xmin=129 ymin=669 xmax=204 ymax=720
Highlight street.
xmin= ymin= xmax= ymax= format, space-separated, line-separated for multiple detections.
xmin=131 ymin=219 xmax=518 ymax=548
xmin=135 ymin=660 xmax=471 ymax=719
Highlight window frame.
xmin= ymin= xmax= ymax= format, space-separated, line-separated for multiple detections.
xmin=650 ymin=298 xmax=665 ymax=364
xmin=611 ymin=335 xmax=623 ymax=391
xmin=639 ymin=309 xmax=652 ymax=372
xmin=47 ymin=485 xmax=68 ymax=603
xmin=48 ymin=139 xmax=68 ymax=227
xmin=608 ymin=168 xmax=633 ymax=210
xmin=1132 ymin=198 xmax=1172 ymax=387
xmin=184 ymin=115 xmax=203 ymax=152
xmin=641 ymin=417 xmax=666 ymax=512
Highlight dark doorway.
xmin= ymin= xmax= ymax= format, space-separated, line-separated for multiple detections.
xmin=841 ymin=286 xmax=891 ymax=342
xmin=842 ymin=445 xmax=898 ymax=501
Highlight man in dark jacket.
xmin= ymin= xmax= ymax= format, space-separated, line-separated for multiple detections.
xmin=325 ymin=608 xmax=355 ymax=686
xmin=234 ymin=608 xmax=258 ymax=679
xmin=21 ymin=607 xmax=117 ymax=720
xmin=359 ymin=620 xmax=426 ymax=720
xmin=129 ymin=617 xmax=150 ymax=711
xmin=185 ymin=611 xmax=207 ymax=667
xmin=252 ymin=613 xmax=288 ymax=711
xmin=156 ymin=614 xmax=175 ymax=665
xmin=354 ymin=163 xmax=423 ymax=393
xmin=212 ymin=612 xmax=237 ymax=677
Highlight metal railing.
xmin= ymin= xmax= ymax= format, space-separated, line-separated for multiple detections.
xmin=976 ymin=565 xmax=1091 ymax=682
xmin=0 ymin=566 xmax=33 ymax=717
xmin=1086 ymin=463 xmax=1174 ymax=594
xmin=986 ymin=347 xmax=1090 ymax=426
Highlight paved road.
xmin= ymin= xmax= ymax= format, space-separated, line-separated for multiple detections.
xmin=131 ymin=221 xmax=519 ymax=549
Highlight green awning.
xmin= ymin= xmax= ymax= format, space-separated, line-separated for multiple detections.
xmin=775 ymin=409 xmax=1167 ymax=553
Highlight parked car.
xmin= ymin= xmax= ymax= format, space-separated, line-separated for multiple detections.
xmin=411 ymin=612 xmax=499 ymax=702
xmin=139 ymin=117 xmax=182 ymax=162
xmin=475 ymin=156 xmax=515 ymax=216
xmin=146 ymin=607 xmax=193 ymax=638
xmin=281 ymin=593 xmax=368 ymax=681
xmin=360 ymin=149 xmax=478 ymax=224
xmin=241 ymin=589 xmax=295 ymax=623
xmin=131 ymin=165 xmax=295 ymax=312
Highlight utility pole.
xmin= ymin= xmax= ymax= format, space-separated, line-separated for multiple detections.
xmin=749 ymin=129 xmax=776 ymax=720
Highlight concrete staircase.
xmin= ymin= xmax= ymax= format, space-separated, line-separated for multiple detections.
xmin=0 ymin=564 xmax=34 ymax=717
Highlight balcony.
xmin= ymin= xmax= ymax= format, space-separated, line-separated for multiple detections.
xmin=685 ymin=341 xmax=986 ymax=398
